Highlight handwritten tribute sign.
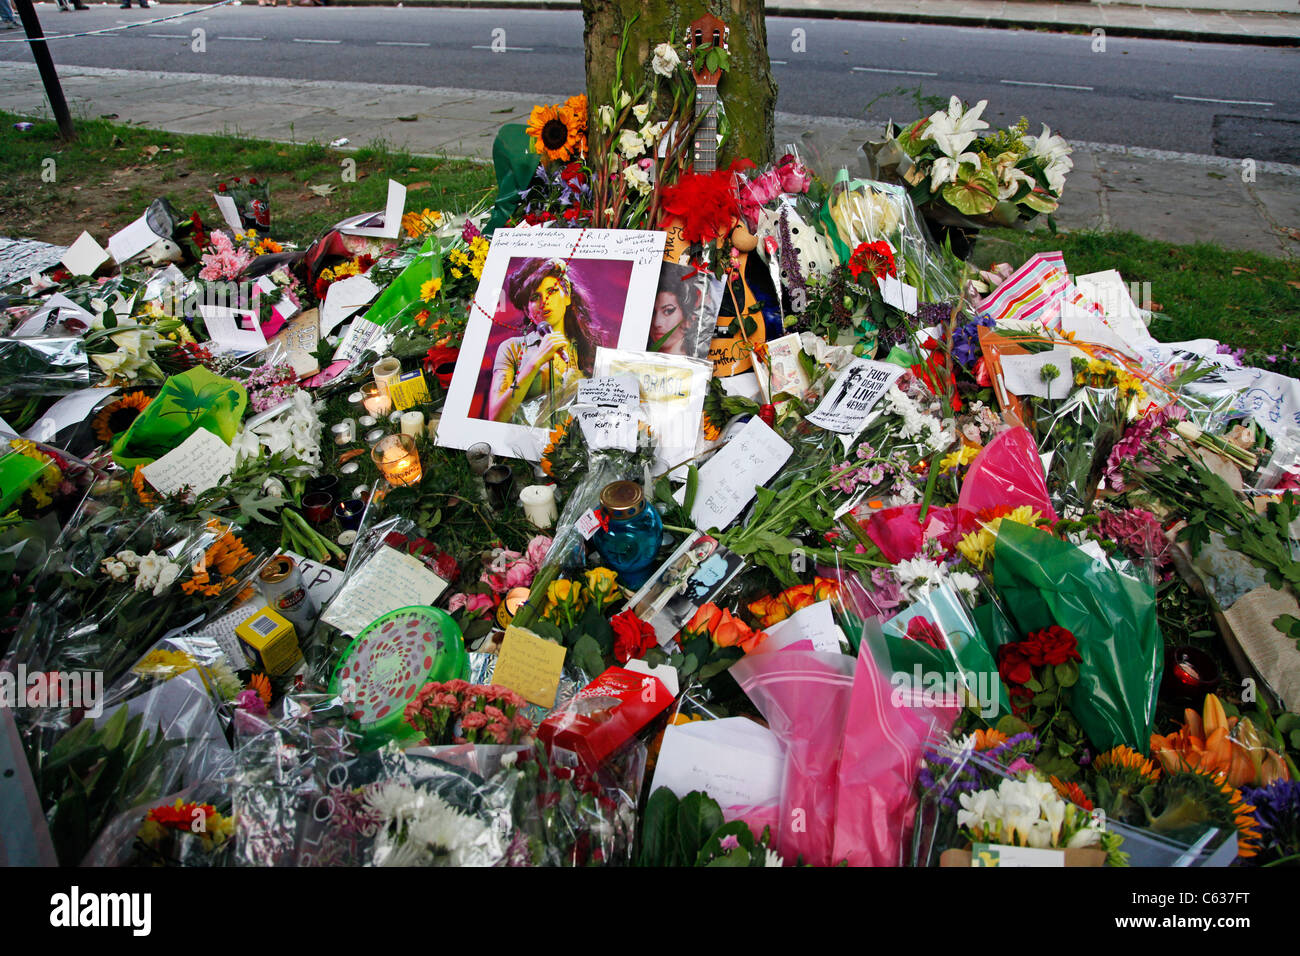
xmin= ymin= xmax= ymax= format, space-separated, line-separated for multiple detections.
xmin=690 ymin=417 xmax=793 ymax=531
xmin=806 ymin=358 xmax=904 ymax=434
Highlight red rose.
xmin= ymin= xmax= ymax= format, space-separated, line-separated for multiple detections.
xmin=758 ymin=404 xmax=776 ymax=427
xmin=906 ymin=616 xmax=946 ymax=652
xmin=996 ymin=643 xmax=1034 ymax=688
xmin=611 ymin=609 xmax=657 ymax=664
xmin=1031 ymin=625 xmax=1080 ymax=666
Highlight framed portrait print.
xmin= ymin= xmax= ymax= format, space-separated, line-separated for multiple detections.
xmin=436 ymin=227 xmax=666 ymax=459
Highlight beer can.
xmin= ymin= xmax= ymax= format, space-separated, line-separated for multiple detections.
xmin=258 ymin=555 xmax=319 ymax=635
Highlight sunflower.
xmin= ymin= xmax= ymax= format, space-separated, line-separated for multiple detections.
xmin=92 ymin=391 xmax=152 ymax=443
xmin=1154 ymin=768 xmax=1263 ymax=859
xmin=526 ymin=103 xmax=584 ymax=163
xmin=1050 ymin=775 xmax=1095 ymax=811
xmin=131 ymin=465 xmax=159 ymax=505
xmin=1095 ymin=745 xmax=1160 ymax=785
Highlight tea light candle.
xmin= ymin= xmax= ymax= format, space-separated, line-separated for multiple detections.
xmin=372 ymin=434 xmax=422 ymax=487
xmin=365 ymin=428 xmax=385 ymax=444
xmin=361 ymin=382 xmax=393 ymax=417
xmin=331 ymin=419 xmax=356 ymax=445
xmin=401 ymin=411 xmax=424 ymax=437
xmin=348 ymin=391 xmax=365 ymax=406
xmin=340 ymin=461 xmax=359 ymax=475
xmin=372 ymin=357 xmax=402 ymax=397
xmin=519 ymin=484 xmax=558 ymax=528
xmin=358 ymin=415 xmax=377 ymax=429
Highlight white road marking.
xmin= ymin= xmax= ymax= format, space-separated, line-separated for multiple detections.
xmin=770 ymin=59 xmax=788 ymax=65
xmin=293 ymin=38 xmax=341 ymax=44
xmin=470 ymin=44 xmax=533 ymax=52
xmin=146 ymin=33 xmax=188 ymax=39
xmin=218 ymin=36 xmax=265 ymax=41
xmin=1001 ymin=79 xmax=1093 ymax=91
xmin=852 ymin=66 xmax=938 ymax=77
xmin=1173 ymin=94 xmax=1273 ymax=107
xmin=378 ymin=41 xmax=431 ymax=47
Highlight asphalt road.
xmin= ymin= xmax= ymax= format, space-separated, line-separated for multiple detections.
xmin=1 ymin=3 xmax=1297 ymax=160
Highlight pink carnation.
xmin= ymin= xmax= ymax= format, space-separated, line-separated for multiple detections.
xmin=504 ymin=561 xmax=535 ymax=590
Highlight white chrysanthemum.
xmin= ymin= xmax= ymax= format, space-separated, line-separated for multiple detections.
xmin=363 ymin=781 xmax=418 ymax=822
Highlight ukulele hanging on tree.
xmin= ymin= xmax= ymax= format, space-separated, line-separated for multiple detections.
xmin=659 ymin=13 xmax=783 ymax=380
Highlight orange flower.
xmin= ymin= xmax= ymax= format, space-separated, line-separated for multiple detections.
xmin=1095 ymin=745 xmax=1160 ymax=784
xmin=684 ymin=602 xmax=723 ymax=636
xmin=812 ymin=577 xmax=840 ymax=602
xmin=712 ymin=608 xmax=767 ymax=654
xmin=1148 ymin=693 xmax=1287 ymax=788
xmin=1050 ymin=775 xmax=1094 ymax=811
xmin=564 ymin=94 xmax=588 ymax=128
xmin=132 ymin=466 xmax=158 ymax=504
xmin=249 ymin=672 xmax=272 ymax=706
xmin=969 ymin=728 xmax=1008 ymax=751
xmin=526 ymin=103 xmax=584 ymax=163
xmin=92 ymin=391 xmax=151 ymax=443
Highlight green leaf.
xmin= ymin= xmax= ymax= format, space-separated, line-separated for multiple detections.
xmin=695 ymin=819 xmax=755 ymax=865
xmin=570 ymin=634 xmax=606 ymax=679
xmin=683 ymin=465 xmax=700 ymax=517
xmin=638 ymin=788 xmax=680 ymax=867
xmin=532 ymin=620 xmax=564 ymax=644
xmin=996 ymin=715 xmax=1032 ymax=737
xmin=676 ymin=791 xmax=725 ymax=862
xmin=1055 ymin=661 xmax=1079 ymax=688
xmin=706 ymin=848 xmax=750 ymax=866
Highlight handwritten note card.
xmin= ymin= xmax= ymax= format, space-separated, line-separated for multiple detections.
xmin=690 ymin=417 xmax=792 ymax=531
xmin=492 ymin=625 xmax=567 ymax=707
xmin=200 ymin=305 xmax=267 ymax=354
xmin=650 ymin=717 xmax=785 ymax=809
xmin=139 ymin=427 xmax=236 ymax=495
xmin=320 ymin=545 xmax=449 ymax=637
xmin=806 ymin=358 xmax=903 ymax=434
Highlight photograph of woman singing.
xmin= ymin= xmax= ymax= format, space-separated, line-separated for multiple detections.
xmin=474 ymin=256 xmax=633 ymax=425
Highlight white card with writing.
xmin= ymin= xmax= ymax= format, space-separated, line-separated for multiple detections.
xmin=319 ymin=274 xmax=380 ymax=338
xmin=651 ymin=717 xmax=785 ymax=810
xmin=336 ymin=180 xmax=406 ymax=239
xmin=999 ymin=347 xmax=1077 ymax=400
xmin=757 ymin=600 xmax=844 ymax=655
xmin=806 ymin=358 xmax=904 ymax=434
xmin=60 ymin=232 xmax=110 ymax=277
xmin=320 ymin=545 xmax=449 ymax=637
xmin=140 ymin=427 xmax=235 ymax=495
xmin=200 ymin=304 xmax=267 ymax=354
xmin=577 ymin=375 xmax=640 ymax=408
xmin=573 ymin=405 xmax=639 ymax=452
xmin=576 ymin=508 xmax=603 ymax=541
xmin=690 ymin=417 xmax=792 ymax=531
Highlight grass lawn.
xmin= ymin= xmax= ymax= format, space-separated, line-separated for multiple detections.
xmin=0 ymin=111 xmax=495 ymax=246
xmin=2 ymin=112 xmax=1297 ymax=362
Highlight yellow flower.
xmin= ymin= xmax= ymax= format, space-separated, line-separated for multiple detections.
xmin=419 ymin=278 xmax=443 ymax=302
xmin=584 ymin=567 xmax=620 ymax=605
xmin=133 ymin=648 xmax=199 ymax=679
xmin=547 ymin=578 xmax=578 ymax=606
xmin=941 ymin=444 xmax=980 ymax=474
xmin=956 ymin=506 xmax=1043 ymax=570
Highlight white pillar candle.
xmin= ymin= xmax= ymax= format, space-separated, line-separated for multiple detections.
xmin=519 ymin=484 xmax=558 ymax=529
xmin=401 ymin=411 xmax=424 ymax=437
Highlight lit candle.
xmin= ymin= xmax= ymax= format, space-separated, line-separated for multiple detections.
xmin=361 ymin=382 xmax=392 ymax=417
xmin=372 ymin=434 xmax=422 ymax=487
xmin=401 ymin=411 xmax=424 ymax=437
xmin=372 ymin=357 xmax=402 ymax=398
xmin=519 ymin=484 xmax=558 ymax=528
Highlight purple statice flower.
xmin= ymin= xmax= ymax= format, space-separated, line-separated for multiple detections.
xmin=1241 ymin=779 xmax=1300 ymax=864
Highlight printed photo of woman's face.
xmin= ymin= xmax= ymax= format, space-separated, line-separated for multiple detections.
xmin=528 ymin=275 xmax=571 ymax=330
xmin=651 ymin=290 xmax=685 ymax=353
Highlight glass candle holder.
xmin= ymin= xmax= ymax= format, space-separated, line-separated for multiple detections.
xmin=484 ymin=464 xmax=515 ymax=511
xmin=372 ymin=357 xmax=402 ymax=398
xmin=331 ymin=419 xmax=356 ymax=445
xmin=335 ymin=497 xmax=365 ymax=531
xmin=372 ymin=433 xmax=423 ymax=487
xmin=360 ymin=382 xmax=393 ymax=417
xmin=466 ymin=442 xmax=493 ymax=476
xmin=590 ymin=480 xmax=662 ymax=589
xmin=401 ymin=411 xmax=425 ymax=437
xmin=302 ymin=491 xmax=335 ymax=524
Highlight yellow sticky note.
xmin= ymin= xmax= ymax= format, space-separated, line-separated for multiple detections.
xmin=493 ymin=625 xmax=567 ymax=708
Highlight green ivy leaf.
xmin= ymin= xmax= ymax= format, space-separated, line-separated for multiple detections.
xmin=638 ymin=788 xmax=680 ymax=867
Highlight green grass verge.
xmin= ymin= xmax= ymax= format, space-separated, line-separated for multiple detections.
xmin=0 ymin=111 xmax=495 ymax=245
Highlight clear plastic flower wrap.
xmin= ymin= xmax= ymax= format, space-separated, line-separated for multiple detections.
xmin=1031 ymin=385 xmax=1126 ymax=516
xmin=82 ymin=779 xmax=239 ymax=868
xmin=0 ymin=335 xmax=91 ymax=394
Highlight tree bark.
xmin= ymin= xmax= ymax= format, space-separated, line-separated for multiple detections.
xmin=581 ymin=0 xmax=777 ymax=169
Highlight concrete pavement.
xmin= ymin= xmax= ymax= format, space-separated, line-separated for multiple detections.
xmin=0 ymin=60 xmax=1297 ymax=257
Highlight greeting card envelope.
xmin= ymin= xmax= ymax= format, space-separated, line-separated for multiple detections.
xmin=650 ymin=717 xmax=785 ymax=811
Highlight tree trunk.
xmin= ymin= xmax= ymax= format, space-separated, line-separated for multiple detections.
xmin=581 ymin=0 xmax=777 ymax=169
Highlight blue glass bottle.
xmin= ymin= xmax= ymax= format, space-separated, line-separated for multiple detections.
xmin=591 ymin=480 xmax=662 ymax=590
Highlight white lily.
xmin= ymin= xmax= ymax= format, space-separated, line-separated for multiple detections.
xmin=651 ymin=42 xmax=681 ymax=77
xmin=924 ymin=96 xmax=989 ymax=159
xmin=1024 ymin=124 xmax=1073 ymax=194
xmin=632 ymin=103 xmax=650 ymax=124
xmin=616 ymin=128 xmax=645 ymax=160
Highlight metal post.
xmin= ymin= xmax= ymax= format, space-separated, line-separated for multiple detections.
xmin=11 ymin=0 xmax=75 ymax=142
